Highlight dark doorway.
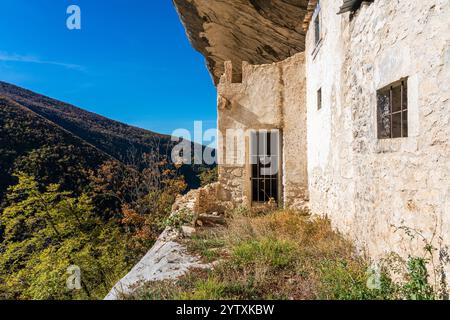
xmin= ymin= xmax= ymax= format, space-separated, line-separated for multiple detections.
xmin=250 ymin=130 xmax=280 ymax=203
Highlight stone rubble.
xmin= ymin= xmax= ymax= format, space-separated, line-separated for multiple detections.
xmin=105 ymin=183 xmax=225 ymax=300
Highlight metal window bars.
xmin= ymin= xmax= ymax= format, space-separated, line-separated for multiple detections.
xmin=250 ymin=130 xmax=280 ymax=203
xmin=377 ymin=79 xmax=408 ymax=139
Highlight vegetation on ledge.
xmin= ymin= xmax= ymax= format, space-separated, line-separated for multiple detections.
xmin=124 ymin=209 xmax=444 ymax=300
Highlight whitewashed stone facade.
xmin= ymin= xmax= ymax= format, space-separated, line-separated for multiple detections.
xmin=216 ymin=0 xmax=449 ymax=263
xmin=305 ymin=0 xmax=449 ymax=261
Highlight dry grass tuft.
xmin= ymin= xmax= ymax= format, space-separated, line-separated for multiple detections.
xmin=126 ymin=209 xmax=404 ymax=300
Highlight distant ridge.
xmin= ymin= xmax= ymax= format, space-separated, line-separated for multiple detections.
xmin=0 ymin=81 xmax=210 ymax=202
xmin=0 ymin=81 xmax=172 ymax=162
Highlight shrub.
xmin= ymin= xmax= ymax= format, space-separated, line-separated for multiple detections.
xmin=402 ymin=257 xmax=435 ymax=300
xmin=160 ymin=209 xmax=195 ymax=229
xmin=198 ymin=167 xmax=218 ymax=187
xmin=316 ymin=259 xmax=397 ymax=300
xmin=0 ymin=173 xmax=129 ymax=300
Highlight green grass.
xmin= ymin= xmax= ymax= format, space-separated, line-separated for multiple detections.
xmin=124 ymin=209 xmax=442 ymax=300
xmin=232 ymin=239 xmax=297 ymax=269
xmin=186 ymin=234 xmax=226 ymax=263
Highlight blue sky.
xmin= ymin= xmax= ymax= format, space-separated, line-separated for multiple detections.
xmin=0 ymin=0 xmax=217 ymax=136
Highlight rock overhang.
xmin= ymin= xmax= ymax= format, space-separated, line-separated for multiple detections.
xmin=173 ymin=0 xmax=309 ymax=85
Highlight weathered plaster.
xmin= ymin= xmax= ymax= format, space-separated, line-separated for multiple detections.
xmin=217 ymin=53 xmax=308 ymax=208
xmin=305 ymin=0 xmax=450 ymax=263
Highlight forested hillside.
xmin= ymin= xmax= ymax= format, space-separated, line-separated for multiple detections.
xmin=0 ymin=81 xmax=208 ymax=199
xmin=0 ymin=95 xmax=110 ymax=202
xmin=0 ymin=82 xmax=216 ymax=299
xmin=0 ymin=82 xmax=172 ymax=160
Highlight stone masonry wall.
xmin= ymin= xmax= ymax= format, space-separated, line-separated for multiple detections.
xmin=306 ymin=0 xmax=450 ymax=264
xmin=217 ymin=53 xmax=308 ymax=208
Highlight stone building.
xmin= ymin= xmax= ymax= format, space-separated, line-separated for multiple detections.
xmin=174 ymin=0 xmax=450 ymax=261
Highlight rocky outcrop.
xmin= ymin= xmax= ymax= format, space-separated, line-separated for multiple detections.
xmin=104 ymin=227 xmax=207 ymax=300
xmin=173 ymin=0 xmax=309 ymax=84
xmin=105 ymin=184 xmax=226 ymax=300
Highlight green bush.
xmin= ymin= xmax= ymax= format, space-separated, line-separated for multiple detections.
xmin=0 ymin=173 xmax=129 ymax=300
xmin=316 ymin=259 xmax=397 ymax=300
xmin=402 ymin=257 xmax=435 ymax=300
xmin=199 ymin=167 xmax=218 ymax=187
xmin=160 ymin=209 xmax=195 ymax=229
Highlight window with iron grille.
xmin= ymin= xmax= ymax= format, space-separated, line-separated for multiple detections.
xmin=377 ymin=79 xmax=408 ymax=139
xmin=250 ymin=130 xmax=280 ymax=203
xmin=317 ymin=88 xmax=322 ymax=110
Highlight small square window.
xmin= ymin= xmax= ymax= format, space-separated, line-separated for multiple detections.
xmin=317 ymin=88 xmax=322 ymax=110
xmin=377 ymin=79 xmax=408 ymax=139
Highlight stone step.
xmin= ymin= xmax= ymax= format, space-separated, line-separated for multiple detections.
xmin=196 ymin=213 xmax=226 ymax=226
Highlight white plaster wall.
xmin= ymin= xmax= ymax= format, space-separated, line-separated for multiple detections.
xmin=306 ymin=0 xmax=450 ymax=263
xmin=306 ymin=0 xmax=356 ymax=223
xmin=282 ymin=54 xmax=309 ymax=206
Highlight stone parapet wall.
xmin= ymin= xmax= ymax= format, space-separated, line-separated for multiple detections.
xmin=172 ymin=182 xmax=231 ymax=215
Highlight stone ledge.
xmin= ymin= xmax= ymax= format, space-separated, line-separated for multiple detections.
xmin=104 ymin=227 xmax=210 ymax=300
xmin=105 ymin=183 xmax=226 ymax=300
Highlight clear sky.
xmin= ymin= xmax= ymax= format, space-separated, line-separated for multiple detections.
xmin=0 ymin=0 xmax=217 ymax=136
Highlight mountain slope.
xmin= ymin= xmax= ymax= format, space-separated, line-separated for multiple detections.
xmin=0 ymin=81 xmax=174 ymax=162
xmin=0 ymin=81 xmax=210 ymax=202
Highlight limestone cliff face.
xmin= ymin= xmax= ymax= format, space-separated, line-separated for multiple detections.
xmin=173 ymin=0 xmax=308 ymax=84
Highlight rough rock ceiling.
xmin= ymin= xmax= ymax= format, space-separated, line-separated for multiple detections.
xmin=173 ymin=0 xmax=309 ymax=84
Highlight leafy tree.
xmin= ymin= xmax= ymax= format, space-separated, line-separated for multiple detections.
xmin=0 ymin=173 xmax=129 ymax=300
xmin=90 ymin=156 xmax=187 ymax=254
